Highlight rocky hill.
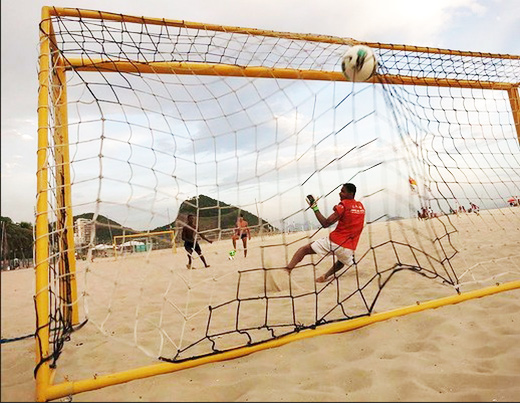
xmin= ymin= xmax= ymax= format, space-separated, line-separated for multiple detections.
xmin=153 ymin=194 xmax=276 ymax=239
xmin=72 ymin=195 xmax=276 ymax=244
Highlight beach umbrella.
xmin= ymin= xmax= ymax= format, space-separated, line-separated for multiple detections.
xmin=507 ymin=197 xmax=517 ymax=203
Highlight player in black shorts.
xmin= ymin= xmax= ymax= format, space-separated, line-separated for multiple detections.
xmin=182 ymin=214 xmax=212 ymax=269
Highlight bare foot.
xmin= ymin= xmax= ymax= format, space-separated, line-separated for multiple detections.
xmin=315 ymin=274 xmax=331 ymax=283
xmin=205 ymin=265 xmax=211 ymax=268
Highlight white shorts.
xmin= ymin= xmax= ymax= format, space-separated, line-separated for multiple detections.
xmin=310 ymin=237 xmax=354 ymax=265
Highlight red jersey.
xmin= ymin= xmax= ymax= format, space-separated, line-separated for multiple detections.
xmin=329 ymin=199 xmax=365 ymax=250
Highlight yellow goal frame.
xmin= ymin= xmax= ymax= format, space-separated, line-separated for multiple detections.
xmin=35 ymin=5 xmax=520 ymax=401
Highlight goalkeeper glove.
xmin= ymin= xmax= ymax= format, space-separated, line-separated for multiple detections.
xmin=306 ymin=195 xmax=319 ymax=212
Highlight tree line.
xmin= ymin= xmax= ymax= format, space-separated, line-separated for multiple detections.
xmin=1 ymin=216 xmax=34 ymax=269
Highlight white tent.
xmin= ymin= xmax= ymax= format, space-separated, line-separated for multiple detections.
xmin=120 ymin=240 xmax=145 ymax=247
xmin=93 ymin=244 xmax=114 ymax=250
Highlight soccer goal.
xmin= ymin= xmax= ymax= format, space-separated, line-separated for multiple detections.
xmin=35 ymin=6 xmax=520 ymax=401
xmin=112 ymin=230 xmax=176 ymax=258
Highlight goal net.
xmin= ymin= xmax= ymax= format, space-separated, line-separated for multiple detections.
xmin=35 ymin=6 xmax=520 ymax=401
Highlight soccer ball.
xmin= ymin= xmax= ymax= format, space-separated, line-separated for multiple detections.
xmin=341 ymin=45 xmax=377 ymax=82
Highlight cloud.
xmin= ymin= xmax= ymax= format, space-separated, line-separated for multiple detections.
xmin=1 ymin=0 xmax=518 ymax=225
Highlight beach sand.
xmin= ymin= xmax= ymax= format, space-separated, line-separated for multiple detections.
xmin=1 ymin=208 xmax=519 ymax=401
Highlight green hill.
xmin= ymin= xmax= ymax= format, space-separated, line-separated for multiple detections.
xmin=73 ymin=195 xmax=276 ymax=244
xmin=154 ymin=194 xmax=277 ymax=239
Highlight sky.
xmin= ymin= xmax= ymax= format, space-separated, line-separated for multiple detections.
xmin=1 ymin=0 xmax=520 ymax=226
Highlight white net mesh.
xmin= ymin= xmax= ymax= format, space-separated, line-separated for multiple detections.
xmin=37 ymin=8 xmax=520 ymax=383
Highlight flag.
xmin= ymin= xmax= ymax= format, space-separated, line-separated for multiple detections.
xmin=408 ymin=177 xmax=417 ymax=192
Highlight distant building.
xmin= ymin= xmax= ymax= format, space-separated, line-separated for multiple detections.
xmin=74 ymin=218 xmax=94 ymax=246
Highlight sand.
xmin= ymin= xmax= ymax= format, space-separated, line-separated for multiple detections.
xmin=1 ymin=208 xmax=519 ymax=402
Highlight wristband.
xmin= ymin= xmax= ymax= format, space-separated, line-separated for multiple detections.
xmin=312 ymin=205 xmax=319 ymax=212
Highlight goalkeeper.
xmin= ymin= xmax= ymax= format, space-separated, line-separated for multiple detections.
xmin=284 ymin=183 xmax=365 ymax=283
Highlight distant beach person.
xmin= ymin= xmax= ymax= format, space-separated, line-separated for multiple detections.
xmin=232 ymin=214 xmax=251 ymax=257
xmin=182 ymin=214 xmax=212 ymax=269
xmin=284 ymin=183 xmax=365 ymax=283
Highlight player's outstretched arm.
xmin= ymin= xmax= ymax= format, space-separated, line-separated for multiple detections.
xmin=306 ymin=195 xmax=338 ymax=228
xmin=201 ymin=233 xmax=213 ymax=243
